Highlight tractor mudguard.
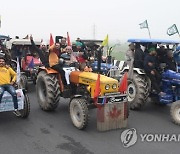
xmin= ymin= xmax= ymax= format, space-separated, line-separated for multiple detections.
xmin=39 ymin=66 xmax=58 ymax=74
xmin=71 ymin=95 xmax=82 ymax=100
xmin=121 ymin=66 xmax=145 ymax=75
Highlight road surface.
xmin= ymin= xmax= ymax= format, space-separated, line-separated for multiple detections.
xmin=0 ymin=83 xmax=179 ymax=154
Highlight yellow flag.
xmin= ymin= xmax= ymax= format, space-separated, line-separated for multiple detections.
xmin=101 ymin=34 xmax=108 ymax=46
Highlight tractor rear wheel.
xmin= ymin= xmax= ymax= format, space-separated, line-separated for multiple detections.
xmin=170 ymin=101 xmax=180 ymax=125
xmin=128 ymin=73 xmax=149 ymax=110
xmin=69 ymin=98 xmax=89 ymax=130
xmin=36 ymin=71 xmax=61 ymax=111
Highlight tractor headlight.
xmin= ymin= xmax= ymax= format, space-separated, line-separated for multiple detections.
xmin=112 ymin=84 xmax=117 ymax=89
xmin=105 ymin=84 xmax=110 ymax=90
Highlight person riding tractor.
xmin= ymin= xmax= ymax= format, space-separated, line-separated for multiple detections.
xmin=31 ymin=36 xmax=128 ymax=130
xmin=0 ymin=56 xmax=30 ymax=118
xmin=174 ymin=46 xmax=180 ymax=72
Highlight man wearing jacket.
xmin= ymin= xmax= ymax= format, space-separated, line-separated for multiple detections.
xmin=144 ymin=47 xmax=164 ymax=96
xmin=30 ymin=36 xmax=66 ymax=86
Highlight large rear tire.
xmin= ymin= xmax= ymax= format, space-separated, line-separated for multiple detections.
xmin=36 ymin=71 xmax=61 ymax=111
xmin=69 ymin=98 xmax=89 ymax=130
xmin=128 ymin=73 xmax=149 ymax=110
xmin=20 ymin=93 xmax=30 ymax=118
xmin=170 ymin=101 xmax=180 ymax=125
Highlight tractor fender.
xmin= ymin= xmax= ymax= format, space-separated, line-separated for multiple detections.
xmin=121 ymin=66 xmax=145 ymax=75
xmin=38 ymin=66 xmax=58 ymax=74
xmin=69 ymin=95 xmax=83 ymax=107
xmin=133 ymin=68 xmax=146 ymax=74
xmin=70 ymin=95 xmax=83 ymax=100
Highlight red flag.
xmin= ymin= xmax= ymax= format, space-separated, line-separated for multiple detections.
xmin=119 ymin=72 xmax=128 ymax=93
xmin=93 ymin=73 xmax=102 ymax=109
xmin=67 ymin=32 xmax=71 ymax=46
xmin=49 ymin=33 xmax=54 ymax=46
xmin=94 ymin=74 xmax=101 ymax=99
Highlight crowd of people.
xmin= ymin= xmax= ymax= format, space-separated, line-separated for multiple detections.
xmin=0 ymin=35 xmax=100 ymax=115
xmin=1 ymin=35 xmax=180 ymax=115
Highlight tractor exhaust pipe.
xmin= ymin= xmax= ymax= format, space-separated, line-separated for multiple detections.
xmin=97 ymin=47 xmax=103 ymax=73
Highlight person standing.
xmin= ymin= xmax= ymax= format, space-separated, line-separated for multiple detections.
xmin=134 ymin=43 xmax=144 ymax=69
xmin=125 ymin=43 xmax=135 ymax=66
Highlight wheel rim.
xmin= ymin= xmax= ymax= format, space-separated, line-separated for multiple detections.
xmin=127 ymin=81 xmax=136 ymax=102
xmin=174 ymin=107 xmax=180 ymax=121
xmin=72 ymin=104 xmax=82 ymax=123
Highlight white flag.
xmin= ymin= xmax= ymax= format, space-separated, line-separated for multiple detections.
xmin=167 ymin=24 xmax=179 ymax=36
xmin=139 ymin=20 xmax=148 ymax=29
xmin=16 ymin=57 xmax=21 ymax=84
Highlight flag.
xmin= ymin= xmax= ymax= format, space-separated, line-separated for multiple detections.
xmin=101 ymin=34 xmax=108 ymax=47
xmin=94 ymin=74 xmax=101 ymax=99
xmin=49 ymin=33 xmax=54 ymax=46
xmin=67 ymin=32 xmax=71 ymax=46
xmin=16 ymin=57 xmax=21 ymax=84
xmin=94 ymin=74 xmax=102 ymax=109
xmin=139 ymin=20 xmax=148 ymax=29
xmin=167 ymin=24 xmax=179 ymax=36
xmin=28 ymin=58 xmax=34 ymax=69
xmin=119 ymin=72 xmax=128 ymax=93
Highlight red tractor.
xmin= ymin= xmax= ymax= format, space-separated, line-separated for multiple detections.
xmin=6 ymin=38 xmax=42 ymax=90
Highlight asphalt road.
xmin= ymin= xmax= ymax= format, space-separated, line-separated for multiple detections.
xmin=0 ymin=83 xmax=179 ymax=154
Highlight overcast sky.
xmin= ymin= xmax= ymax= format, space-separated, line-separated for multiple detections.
xmin=0 ymin=0 xmax=180 ymax=42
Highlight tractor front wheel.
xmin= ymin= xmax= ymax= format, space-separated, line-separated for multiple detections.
xmin=69 ymin=98 xmax=89 ymax=130
xmin=170 ymin=101 xmax=180 ymax=125
xmin=128 ymin=73 xmax=149 ymax=110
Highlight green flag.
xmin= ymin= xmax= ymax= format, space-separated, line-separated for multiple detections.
xmin=167 ymin=24 xmax=179 ymax=36
xmin=139 ymin=20 xmax=148 ymax=29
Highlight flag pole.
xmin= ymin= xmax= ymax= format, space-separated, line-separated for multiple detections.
xmin=177 ymin=31 xmax=180 ymax=40
xmin=147 ymin=27 xmax=151 ymax=38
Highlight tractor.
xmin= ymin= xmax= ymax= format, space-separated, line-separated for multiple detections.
xmin=6 ymin=38 xmax=42 ymax=90
xmin=36 ymin=48 xmax=128 ymax=130
xmin=89 ymin=38 xmax=180 ymax=125
xmin=114 ymin=38 xmax=180 ymax=125
xmin=119 ymin=38 xmax=179 ymax=110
